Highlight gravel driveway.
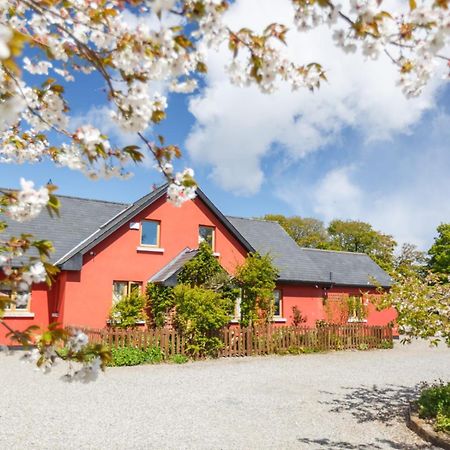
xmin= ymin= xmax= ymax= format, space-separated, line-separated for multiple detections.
xmin=0 ymin=340 xmax=449 ymax=450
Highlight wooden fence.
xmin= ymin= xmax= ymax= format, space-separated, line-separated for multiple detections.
xmin=69 ymin=324 xmax=393 ymax=359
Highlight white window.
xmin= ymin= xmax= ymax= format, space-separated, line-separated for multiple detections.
xmin=273 ymin=289 xmax=282 ymax=317
xmin=347 ymin=295 xmax=368 ymax=323
xmin=112 ymin=281 xmax=142 ymax=304
xmin=141 ymin=220 xmax=160 ymax=247
xmin=234 ymin=295 xmax=241 ymax=322
xmin=199 ymin=225 xmax=215 ymax=250
xmin=0 ymin=286 xmax=31 ymax=312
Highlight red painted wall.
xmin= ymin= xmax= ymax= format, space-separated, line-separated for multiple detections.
xmin=0 ymin=282 xmax=55 ymax=346
xmin=277 ymin=283 xmax=396 ymax=329
xmin=0 ymin=194 xmax=397 ymax=345
xmin=61 ymin=196 xmax=248 ymax=329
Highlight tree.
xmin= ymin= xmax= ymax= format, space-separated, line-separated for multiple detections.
xmin=262 ymin=214 xmax=329 ymax=249
xmin=428 ymin=224 xmax=450 ymax=278
xmin=234 ymin=252 xmax=279 ymax=326
xmin=0 ymin=0 xmax=448 ymax=378
xmin=394 ymin=242 xmax=427 ymax=277
xmin=327 ymin=220 xmax=396 ymax=272
xmin=378 ymin=271 xmax=450 ymax=347
xmin=177 ymin=242 xmax=224 ymax=287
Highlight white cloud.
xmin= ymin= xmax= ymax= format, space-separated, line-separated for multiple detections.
xmin=185 ymin=0 xmax=446 ymax=195
xmin=275 ymin=111 xmax=450 ymax=249
xmin=312 ymin=166 xmax=363 ymax=221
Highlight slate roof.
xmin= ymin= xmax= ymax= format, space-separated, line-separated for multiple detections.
xmin=226 ymin=216 xmax=392 ymax=287
xmin=148 ymin=248 xmax=198 ymax=286
xmin=2 ymin=194 xmax=127 ymax=264
xmin=2 ymin=185 xmax=391 ymax=287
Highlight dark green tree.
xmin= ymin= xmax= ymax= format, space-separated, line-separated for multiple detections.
xmin=428 ymin=223 xmax=450 ymax=278
xmin=262 ymin=214 xmax=329 ymax=249
xmin=177 ymin=242 xmax=224 ymax=287
xmin=327 ymin=220 xmax=396 ymax=272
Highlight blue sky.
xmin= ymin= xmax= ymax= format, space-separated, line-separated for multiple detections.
xmin=1 ymin=0 xmax=449 ymax=251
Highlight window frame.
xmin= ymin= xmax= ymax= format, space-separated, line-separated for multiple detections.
xmin=140 ymin=219 xmax=161 ymax=248
xmin=112 ymin=280 xmax=142 ymax=305
xmin=198 ymin=225 xmax=215 ymax=251
xmin=347 ymin=295 xmax=368 ymax=323
xmin=0 ymin=287 xmax=31 ymax=313
xmin=273 ymin=289 xmax=283 ymax=318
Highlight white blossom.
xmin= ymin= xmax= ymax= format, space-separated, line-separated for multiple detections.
xmin=23 ymin=57 xmax=52 ymax=75
xmin=0 ymin=23 xmax=11 ymax=60
xmin=67 ymin=330 xmax=89 ymax=353
xmin=22 ymin=261 xmax=47 ymax=285
xmin=167 ymin=168 xmax=197 ymax=207
xmin=6 ymin=178 xmax=49 ymax=222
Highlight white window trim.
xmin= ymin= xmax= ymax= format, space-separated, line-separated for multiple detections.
xmin=273 ymin=289 xmax=283 ymax=319
xmin=140 ymin=220 xmax=161 ymax=247
xmin=3 ymin=311 xmax=35 ymax=318
xmin=1 ymin=288 xmax=32 ymax=314
xmin=198 ymin=225 xmax=216 ymax=251
xmin=272 ymin=317 xmax=287 ymax=323
xmin=136 ymin=246 xmax=164 ymax=253
xmin=347 ymin=317 xmax=368 ymax=323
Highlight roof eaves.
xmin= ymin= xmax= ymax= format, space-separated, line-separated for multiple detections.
xmin=196 ymin=189 xmax=255 ymax=253
xmin=57 ymin=184 xmax=168 ymax=268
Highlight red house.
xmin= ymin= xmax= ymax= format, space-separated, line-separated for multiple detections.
xmin=0 ymin=184 xmax=395 ymax=344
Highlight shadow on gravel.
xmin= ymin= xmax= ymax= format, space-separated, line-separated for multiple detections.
xmin=297 ymin=437 xmax=430 ymax=449
xmin=297 ymin=437 xmax=381 ymax=449
xmin=320 ymin=383 xmax=420 ymax=426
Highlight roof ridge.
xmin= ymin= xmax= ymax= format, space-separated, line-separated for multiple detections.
xmin=226 ymin=215 xmax=278 ymax=224
xmin=56 ymin=193 xmax=129 ymax=206
xmin=300 ymin=247 xmax=368 ymax=256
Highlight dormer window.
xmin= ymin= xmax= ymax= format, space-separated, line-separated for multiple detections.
xmin=141 ymin=220 xmax=160 ymax=247
xmin=199 ymin=225 xmax=215 ymax=250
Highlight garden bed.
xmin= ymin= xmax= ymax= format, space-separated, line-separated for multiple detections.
xmin=407 ymin=381 xmax=450 ymax=449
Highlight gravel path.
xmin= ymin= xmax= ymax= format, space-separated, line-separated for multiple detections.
xmin=0 ymin=340 xmax=449 ymax=450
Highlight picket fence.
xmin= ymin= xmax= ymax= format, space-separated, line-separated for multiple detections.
xmin=69 ymin=324 xmax=393 ymax=358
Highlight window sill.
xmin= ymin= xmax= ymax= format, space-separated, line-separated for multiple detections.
xmin=106 ymin=320 xmax=146 ymax=325
xmin=3 ymin=312 xmax=35 ymax=318
xmin=213 ymin=252 xmax=221 ymax=257
xmin=347 ymin=318 xmax=368 ymax=323
xmin=229 ymin=319 xmax=240 ymax=324
xmin=136 ymin=246 xmax=164 ymax=253
xmin=272 ymin=317 xmax=287 ymax=323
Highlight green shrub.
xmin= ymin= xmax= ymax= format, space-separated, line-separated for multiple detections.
xmin=286 ymin=346 xmax=319 ymax=355
xmin=235 ymin=252 xmax=279 ymax=326
xmin=377 ymin=339 xmax=394 ymax=349
xmin=146 ymin=283 xmax=175 ymax=328
xmin=109 ymin=289 xmax=147 ymax=328
xmin=144 ymin=346 xmax=164 ymax=364
xmin=436 ymin=409 xmax=450 ymax=434
xmin=173 ymin=284 xmax=231 ymax=357
xmin=358 ymin=343 xmax=369 ymax=351
xmin=418 ymin=381 xmax=450 ymax=434
xmin=169 ymin=354 xmax=189 ymax=364
xmin=177 ymin=242 xmax=224 ymax=287
xmin=109 ymin=346 xmax=164 ymax=366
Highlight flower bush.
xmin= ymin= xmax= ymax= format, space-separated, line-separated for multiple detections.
xmin=418 ymin=381 xmax=450 ymax=434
